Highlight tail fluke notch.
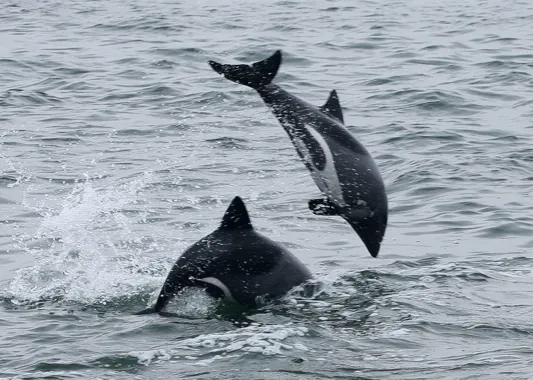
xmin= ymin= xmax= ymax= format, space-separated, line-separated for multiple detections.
xmin=208 ymin=50 xmax=282 ymax=89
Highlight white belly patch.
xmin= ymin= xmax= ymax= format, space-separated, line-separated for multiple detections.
xmin=292 ymin=124 xmax=346 ymax=207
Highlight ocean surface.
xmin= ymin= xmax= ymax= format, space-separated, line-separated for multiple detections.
xmin=1 ymin=0 xmax=533 ymax=378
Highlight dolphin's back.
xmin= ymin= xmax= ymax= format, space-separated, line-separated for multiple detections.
xmin=206 ymin=230 xmax=312 ymax=305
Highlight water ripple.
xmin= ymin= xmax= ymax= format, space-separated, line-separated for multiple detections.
xmin=2 ymin=0 xmax=533 ymax=378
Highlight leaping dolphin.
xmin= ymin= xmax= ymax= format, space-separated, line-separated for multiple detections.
xmin=136 ymin=196 xmax=312 ymax=314
xmin=208 ymin=50 xmax=388 ymax=257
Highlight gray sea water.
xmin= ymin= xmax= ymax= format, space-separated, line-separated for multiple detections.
xmin=1 ymin=0 xmax=533 ymax=378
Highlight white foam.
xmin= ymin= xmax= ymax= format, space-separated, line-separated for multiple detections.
xmin=121 ymin=324 xmax=310 ymax=367
xmin=388 ymin=328 xmax=410 ymax=337
xmin=176 ymin=324 xmax=309 ymax=357
xmin=127 ymin=349 xmax=171 ymax=366
xmin=192 ymin=354 xmax=240 ymax=367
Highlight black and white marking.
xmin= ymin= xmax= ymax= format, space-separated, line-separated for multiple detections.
xmin=209 ymin=50 xmax=388 ymax=257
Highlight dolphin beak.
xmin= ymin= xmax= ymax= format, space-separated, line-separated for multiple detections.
xmin=346 ymin=212 xmax=387 ymax=258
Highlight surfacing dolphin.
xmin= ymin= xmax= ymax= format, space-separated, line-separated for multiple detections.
xmin=136 ymin=196 xmax=311 ymax=314
xmin=208 ymin=50 xmax=388 ymax=257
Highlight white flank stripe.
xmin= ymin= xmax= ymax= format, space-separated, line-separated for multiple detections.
xmin=196 ymin=277 xmax=237 ymax=303
xmin=293 ymin=125 xmax=346 ymax=207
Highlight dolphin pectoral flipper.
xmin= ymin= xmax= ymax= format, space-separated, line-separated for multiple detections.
xmin=308 ymin=198 xmax=338 ymax=216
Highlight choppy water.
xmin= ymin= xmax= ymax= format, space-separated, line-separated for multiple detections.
xmin=1 ymin=0 xmax=533 ymax=378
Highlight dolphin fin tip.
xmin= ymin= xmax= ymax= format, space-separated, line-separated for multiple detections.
xmin=207 ymin=60 xmax=224 ymax=74
xmin=220 ymin=196 xmax=253 ymax=229
xmin=320 ymin=90 xmax=344 ymax=124
xmin=134 ymin=307 xmax=157 ymax=315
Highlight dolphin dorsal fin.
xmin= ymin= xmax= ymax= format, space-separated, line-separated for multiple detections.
xmin=219 ymin=196 xmax=253 ymax=230
xmin=320 ymin=90 xmax=344 ymax=124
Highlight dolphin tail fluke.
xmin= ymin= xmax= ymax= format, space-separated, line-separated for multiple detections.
xmin=208 ymin=50 xmax=282 ymax=89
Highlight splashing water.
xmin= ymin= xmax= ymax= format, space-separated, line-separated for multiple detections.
xmin=0 ymin=130 xmax=33 ymax=188
xmin=5 ymin=173 xmax=171 ymax=306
